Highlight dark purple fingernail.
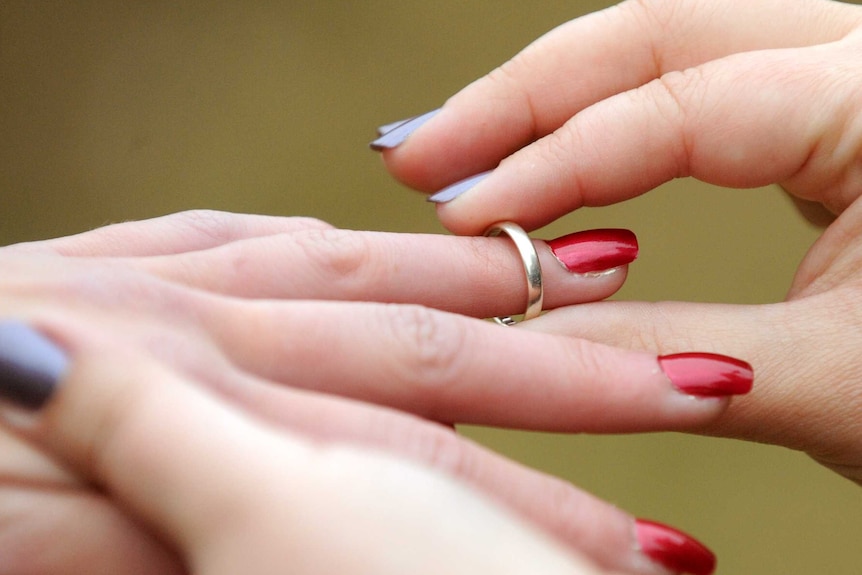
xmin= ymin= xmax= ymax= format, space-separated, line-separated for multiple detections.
xmin=0 ymin=321 xmax=67 ymax=409
xmin=427 ymin=170 xmax=494 ymax=203
xmin=369 ymin=109 xmax=440 ymax=150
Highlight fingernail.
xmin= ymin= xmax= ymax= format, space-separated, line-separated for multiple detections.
xmin=376 ymin=119 xmax=409 ymax=136
xmin=369 ymin=109 xmax=441 ymax=150
xmin=0 ymin=321 xmax=67 ymax=409
xmin=547 ymin=229 xmax=638 ymax=274
xmin=427 ymin=170 xmax=493 ymax=203
xmin=636 ymin=519 xmax=717 ymax=575
xmin=659 ymin=352 xmax=753 ymax=397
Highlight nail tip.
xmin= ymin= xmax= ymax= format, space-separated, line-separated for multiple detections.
xmin=426 ymin=189 xmax=459 ymax=204
xmin=427 ymin=170 xmax=494 ymax=204
xmin=376 ymin=119 xmax=409 ymax=137
xmin=659 ymin=352 xmax=754 ymax=398
xmin=546 ymin=228 xmax=640 ymax=274
xmin=635 ymin=519 xmax=717 ymax=575
xmin=368 ymin=108 xmax=441 ymax=150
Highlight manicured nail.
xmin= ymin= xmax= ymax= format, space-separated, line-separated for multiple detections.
xmin=659 ymin=352 xmax=753 ymax=397
xmin=369 ymin=109 xmax=440 ymax=150
xmin=0 ymin=321 xmax=67 ymax=409
xmin=427 ymin=170 xmax=493 ymax=203
xmin=376 ymin=119 xmax=408 ymax=136
xmin=547 ymin=229 xmax=638 ymax=274
xmin=636 ymin=519 xmax=717 ymax=575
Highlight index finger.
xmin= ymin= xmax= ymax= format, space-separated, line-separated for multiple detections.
xmin=375 ymin=0 xmax=860 ymax=195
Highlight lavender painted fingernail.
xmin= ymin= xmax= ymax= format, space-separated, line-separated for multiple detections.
xmin=369 ymin=109 xmax=441 ymax=150
xmin=376 ymin=119 xmax=409 ymax=137
xmin=427 ymin=170 xmax=493 ymax=203
xmin=0 ymin=321 xmax=67 ymax=409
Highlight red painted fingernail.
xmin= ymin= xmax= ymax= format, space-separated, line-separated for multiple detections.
xmin=547 ymin=229 xmax=638 ymax=274
xmin=636 ymin=519 xmax=717 ymax=575
xmin=659 ymin=352 xmax=753 ymax=397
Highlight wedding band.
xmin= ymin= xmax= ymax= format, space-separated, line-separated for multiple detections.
xmin=483 ymin=221 xmax=544 ymax=326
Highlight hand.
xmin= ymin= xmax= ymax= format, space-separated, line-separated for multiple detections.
xmin=0 ymin=322 xmax=614 ymax=575
xmin=0 ymin=210 xmax=723 ymax=574
xmin=374 ymin=0 xmax=862 ymax=231
xmin=371 ymin=0 xmax=862 ymax=483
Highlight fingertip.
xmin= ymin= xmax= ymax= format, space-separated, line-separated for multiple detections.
xmin=373 ymin=96 xmax=534 ymax=195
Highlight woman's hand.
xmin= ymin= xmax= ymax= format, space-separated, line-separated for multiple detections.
xmin=0 ymin=322 xmax=616 ymax=575
xmin=371 ymin=0 xmax=862 ymax=483
xmin=373 ymin=0 xmax=862 ymax=232
xmin=0 ymin=211 xmax=726 ymax=574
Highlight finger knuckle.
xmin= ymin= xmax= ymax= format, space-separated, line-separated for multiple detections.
xmin=629 ymin=302 xmax=700 ymax=353
xmin=383 ymin=304 xmax=466 ymax=391
xmin=483 ymin=57 xmax=540 ymax=135
xmin=292 ymin=228 xmax=376 ymax=290
xmin=413 ymin=428 xmax=479 ymax=480
xmin=374 ymin=416 xmax=478 ymax=479
xmin=634 ymin=69 xmax=705 ymax=174
xmin=168 ymin=209 xmax=243 ymax=245
xmin=288 ymin=217 xmax=336 ymax=232
xmin=558 ymin=337 xmax=617 ymax=384
xmin=625 ymin=0 xmax=705 ymax=39
xmin=536 ymin=124 xmax=582 ymax=168
xmin=168 ymin=209 xmax=239 ymax=236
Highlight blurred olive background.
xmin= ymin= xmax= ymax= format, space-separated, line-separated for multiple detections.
xmin=3 ymin=1 xmax=862 ymax=573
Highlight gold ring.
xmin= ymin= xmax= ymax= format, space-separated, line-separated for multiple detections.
xmin=484 ymin=221 xmax=544 ymax=326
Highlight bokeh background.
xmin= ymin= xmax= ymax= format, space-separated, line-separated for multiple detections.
xmin=3 ymin=1 xmax=861 ymax=573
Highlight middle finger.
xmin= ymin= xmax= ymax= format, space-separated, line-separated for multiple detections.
xmin=205 ymin=298 xmax=752 ymax=434
xmin=129 ymin=227 xmax=639 ymax=318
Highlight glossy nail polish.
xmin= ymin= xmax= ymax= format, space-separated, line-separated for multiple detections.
xmin=659 ymin=352 xmax=753 ymax=397
xmin=0 ymin=321 xmax=67 ymax=409
xmin=369 ymin=109 xmax=440 ymax=150
xmin=547 ymin=229 xmax=638 ymax=274
xmin=427 ymin=170 xmax=494 ymax=203
xmin=636 ymin=519 xmax=717 ymax=575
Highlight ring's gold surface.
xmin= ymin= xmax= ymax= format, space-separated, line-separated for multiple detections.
xmin=483 ymin=221 xmax=544 ymax=326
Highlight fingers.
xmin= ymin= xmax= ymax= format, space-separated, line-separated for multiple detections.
xmin=132 ymin=227 xmax=638 ymax=317
xmin=0 ymin=425 xmax=181 ymax=574
xmin=525 ymin=297 xmax=862 ymax=470
xmin=0 ymin=487 xmax=183 ymax=575
xmin=207 ymin=299 xmax=751 ymax=434
xmin=17 ymin=329 xmax=314 ymax=556
xmin=434 ymin=40 xmax=862 ymax=233
xmin=5 ymin=210 xmax=333 ymax=257
xmin=0 ymin=311 xmax=715 ymax=573
xmin=372 ymin=0 xmax=862 ymax=233
xmin=376 ymin=0 xmax=861 ymax=190
xmin=0 ymin=321 xmax=636 ymax=575
xmin=210 ymin=375 xmax=671 ymax=575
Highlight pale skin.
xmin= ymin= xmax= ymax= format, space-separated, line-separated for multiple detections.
xmin=378 ymin=0 xmax=862 ymax=484
xmin=7 ymin=0 xmax=858 ymax=570
xmin=0 ymin=210 xmax=715 ymax=575
xmin=6 ymin=326 xmax=622 ymax=575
